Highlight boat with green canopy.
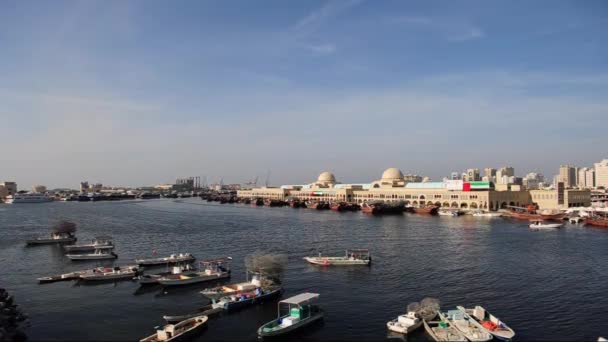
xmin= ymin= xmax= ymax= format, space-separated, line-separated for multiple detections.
xmin=257 ymin=292 xmax=323 ymax=338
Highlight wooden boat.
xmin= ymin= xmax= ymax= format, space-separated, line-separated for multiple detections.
xmin=440 ymin=310 xmax=492 ymax=341
xmin=209 ymin=286 xmax=283 ymax=312
xmin=414 ymin=206 xmax=439 ymax=215
xmin=251 ymin=198 xmax=264 ymax=206
xmin=64 ymin=236 xmax=113 ymax=252
xmin=361 ymin=202 xmax=404 ymax=215
xmin=288 ymin=200 xmax=304 ymax=208
xmin=200 ymin=271 xmax=269 ymax=298
xmin=38 ymin=269 xmax=93 ymax=283
xmin=163 ymin=308 xmax=222 ymax=324
xmin=257 ymin=293 xmax=324 ymax=338
xmin=529 ymin=220 xmax=562 ymax=229
xmin=306 ymin=201 xmax=319 ymax=209
xmin=264 ymin=199 xmax=284 ymax=207
xmin=505 ymin=206 xmax=565 ymax=221
xmin=26 ymin=221 xmax=78 ymax=245
xmin=67 ymin=249 xmax=117 ymax=260
xmin=136 ymin=253 xmax=195 ymax=266
xmin=585 ymin=215 xmax=608 ymax=228
xmin=79 ymin=265 xmax=140 ymax=281
xmin=138 ymin=264 xmax=195 ymax=285
xmin=423 ymin=319 xmax=467 ymax=341
xmin=457 ymin=306 xmax=515 ymax=341
xmin=330 ymin=202 xmax=347 ymax=211
xmin=304 ymin=249 xmax=371 ymax=266
xmin=140 ymin=315 xmax=208 ymax=342
xmin=157 ymin=257 xmax=231 ymax=287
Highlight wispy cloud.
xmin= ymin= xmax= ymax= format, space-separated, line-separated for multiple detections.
xmin=293 ymin=0 xmax=363 ymax=36
xmin=394 ymin=15 xmax=485 ymax=42
xmin=306 ymin=43 xmax=337 ymax=55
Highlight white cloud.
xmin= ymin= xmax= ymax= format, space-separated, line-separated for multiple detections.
xmin=393 ymin=15 xmax=485 ymax=42
xmin=306 ymin=43 xmax=337 ymax=55
xmin=293 ymin=0 xmax=363 ymax=36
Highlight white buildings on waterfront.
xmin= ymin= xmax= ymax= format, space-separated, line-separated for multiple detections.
xmin=595 ymin=159 xmax=608 ymax=188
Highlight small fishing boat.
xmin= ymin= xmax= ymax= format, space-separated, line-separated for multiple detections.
xmin=79 ymin=265 xmax=140 ymax=281
xmin=529 ymin=220 xmax=562 ymax=229
xmin=440 ymin=310 xmax=492 ymax=341
xmin=201 ymin=271 xmax=267 ymax=298
xmin=67 ymin=249 xmax=118 ymax=260
xmin=138 ymin=264 xmax=195 ymax=285
xmin=38 ymin=269 xmax=92 ymax=283
xmin=585 ymin=214 xmax=608 ymax=228
xmin=303 ymin=249 xmax=371 ymax=266
xmin=157 ymin=257 xmax=231 ymax=287
xmin=257 ymin=293 xmax=324 ymax=338
xmin=210 ymin=286 xmax=283 ymax=312
xmin=26 ymin=221 xmax=77 ymax=246
xmin=472 ymin=210 xmax=502 ymax=218
xmin=64 ymin=236 xmax=113 ymax=252
xmin=457 ymin=306 xmax=515 ymax=341
xmin=423 ymin=319 xmax=467 ymax=342
xmin=505 ymin=206 xmax=565 ymax=221
xmin=136 ymin=253 xmax=195 ymax=266
xmin=438 ymin=209 xmax=459 ymax=217
xmin=413 ymin=206 xmax=439 ymax=215
xmin=387 ymin=299 xmax=439 ymax=334
xmin=140 ymin=315 xmax=208 ymax=342
xmin=569 ymin=216 xmax=583 ymax=224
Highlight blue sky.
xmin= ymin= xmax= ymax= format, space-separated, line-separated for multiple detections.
xmin=1 ymin=0 xmax=607 ymax=188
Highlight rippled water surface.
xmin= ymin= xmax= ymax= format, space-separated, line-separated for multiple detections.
xmin=1 ymin=199 xmax=607 ymax=341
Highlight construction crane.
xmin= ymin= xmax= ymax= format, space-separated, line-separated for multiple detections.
xmin=244 ymin=176 xmax=258 ymax=188
xmin=264 ymin=170 xmax=271 ymax=187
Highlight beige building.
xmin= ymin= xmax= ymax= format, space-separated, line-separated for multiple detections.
xmin=595 ymin=159 xmax=608 ymax=188
xmin=238 ymin=168 xmax=532 ymax=211
xmin=530 ymin=189 xmax=591 ymax=210
xmin=577 ymin=167 xmax=595 ymax=189
xmin=0 ymin=182 xmax=17 ymax=199
xmin=559 ymin=165 xmax=577 ymax=188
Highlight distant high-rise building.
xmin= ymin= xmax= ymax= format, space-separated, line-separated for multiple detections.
xmin=450 ymin=172 xmax=459 ymax=180
xmin=577 ymin=167 xmax=595 ymax=188
xmin=559 ymin=165 xmax=577 ymax=188
xmin=523 ymin=172 xmax=544 ymax=190
xmin=466 ymin=168 xmax=481 ymax=182
xmin=595 ymin=159 xmax=608 ymax=188
xmin=484 ymin=168 xmax=496 ymax=182
xmin=496 ymin=167 xmax=515 ymax=184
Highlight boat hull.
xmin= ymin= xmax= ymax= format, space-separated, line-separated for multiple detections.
xmin=67 ymin=253 xmax=117 ymax=260
xmin=386 ymin=319 xmax=422 ymax=334
xmin=136 ymin=256 xmax=195 ymax=266
xmin=585 ymin=218 xmax=608 ymax=228
xmin=413 ymin=207 xmax=439 ymax=215
xmin=140 ymin=315 xmax=208 ymax=342
xmin=304 ymin=257 xmax=370 ymax=266
xmin=158 ymin=272 xmax=230 ymax=287
xmin=26 ymin=237 xmax=76 ymax=246
xmin=223 ymin=287 xmax=283 ymax=312
xmin=64 ymin=244 xmax=113 ymax=252
xmin=257 ymin=311 xmax=324 ymax=338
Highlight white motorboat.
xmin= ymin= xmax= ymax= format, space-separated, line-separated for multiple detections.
xmin=529 ymin=220 xmax=562 ymax=229
xmin=64 ymin=236 xmax=113 ymax=252
xmin=5 ymin=193 xmax=54 ymax=204
xmin=303 ymin=249 xmax=371 ymax=266
xmin=67 ymin=249 xmax=117 ymax=260
xmin=201 ymin=271 xmax=264 ymax=298
xmin=457 ymin=306 xmax=515 ymax=341
xmin=423 ymin=319 xmax=467 ymax=342
xmin=136 ymin=253 xmax=195 ymax=266
xmin=140 ymin=315 xmax=208 ymax=342
xmin=138 ymin=264 xmax=194 ymax=285
xmin=440 ymin=310 xmax=493 ymax=341
xmin=79 ymin=265 xmax=140 ymax=281
xmin=387 ymin=311 xmax=423 ymax=334
xmin=26 ymin=221 xmax=77 ymax=245
xmin=472 ymin=210 xmax=502 ymax=218
xmin=157 ymin=257 xmax=231 ymax=286
xmin=439 ymin=210 xmax=459 ymax=217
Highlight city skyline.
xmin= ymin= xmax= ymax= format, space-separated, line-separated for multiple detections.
xmin=2 ymin=0 xmax=607 ymax=188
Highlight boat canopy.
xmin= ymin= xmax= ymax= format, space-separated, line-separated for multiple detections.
xmin=280 ymin=293 xmax=319 ymax=305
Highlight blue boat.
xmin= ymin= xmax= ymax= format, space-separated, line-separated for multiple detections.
xmin=211 ymin=286 xmax=283 ymax=312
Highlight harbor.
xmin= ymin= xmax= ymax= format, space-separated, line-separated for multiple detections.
xmin=1 ymin=198 xmax=607 ymax=341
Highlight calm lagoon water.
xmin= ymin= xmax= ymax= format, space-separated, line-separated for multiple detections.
xmin=1 ymin=199 xmax=607 ymax=341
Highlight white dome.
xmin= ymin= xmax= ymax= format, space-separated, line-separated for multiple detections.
xmin=317 ymin=171 xmax=336 ymax=182
xmin=381 ymin=168 xmax=404 ymax=180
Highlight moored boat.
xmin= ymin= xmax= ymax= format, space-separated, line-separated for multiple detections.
xmin=140 ymin=315 xmax=208 ymax=342
xmin=414 ymin=206 xmax=439 ymax=215
xmin=457 ymin=305 xmax=515 ymax=341
xmin=472 ymin=210 xmax=502 ymax=218
xmin=257 ymin=293 xmax=324 ymax=338
xmin=157 ymin=257 xmax=231 ymax=287
xmin=138 ymin=264 xmax=195 ymax=285
xmin=529 ymin=220 xmax=562 ymax=229
xmin=136 ymin=253 xmax=195 ymax=266
xmin=387 ymin=298 xmax=440 ymax=335
xmin=26 ymin=221 xmax=77 ymax=246
xmin=440 ymin=310 xmax=493 ymax=341
xmin=209 ymin=285 xmax=283 ymax=312
xmin=79 ymin=265 xmax=140 ymax=281
xmin=585 ymin=214 xmax=608 ymax=228
xmin=362 ymin=202 xmax=404 ymax=215
xmin=64 ymin=236 xmax=113 ymax=252
xmin=5 ymin=193 xmax=54 ymax=204
xmin=67 ymin=249 xmax=117 ymax=260
xmin=423 ymin=319 xmax=467 ymax=342
xmin=438 ymin=209 xmax=459 ymax=217
xmin=304 ymin=249 xmax=371 ymax=266
xmin=505 ymin=206 xmax=565 ymax=221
